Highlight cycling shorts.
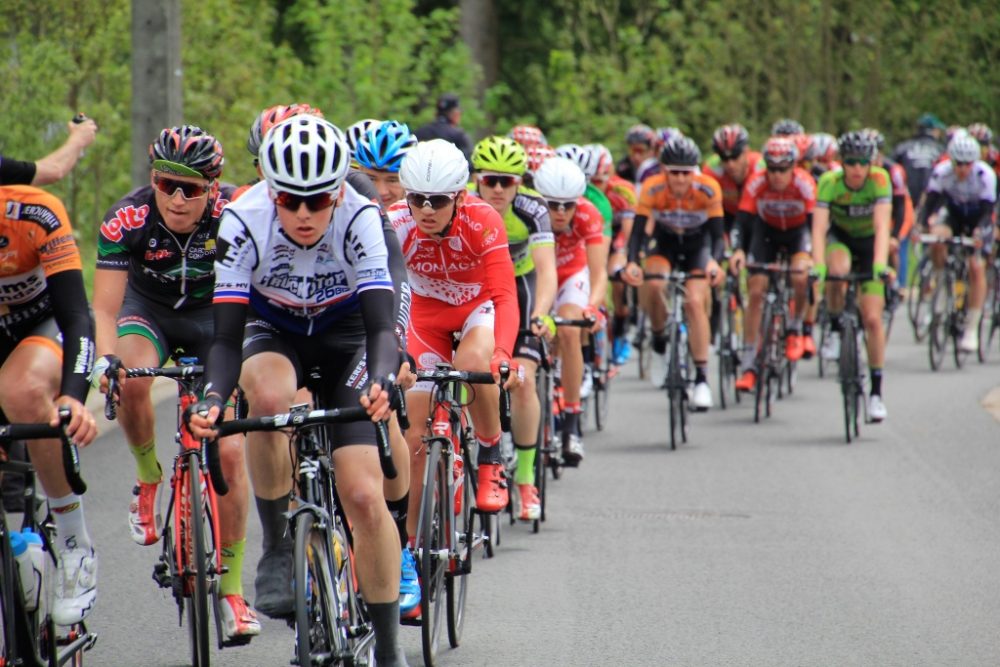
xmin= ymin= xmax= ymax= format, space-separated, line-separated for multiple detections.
xmin=513 ymin=272 xmax=543 ymax=365
xmin=935 ymin=208 xmax=994 ymax=258
xmin=555 ymin=267 xmax=590 ymax=311
xmin=646 ymin=228 xmax=711 ymax=273
xmin=826 ymin=227 xmax=882 ymax=297
xmin=242 ymin=311 xmax=377 ymax=448
xmin=747 ymin=220 xmax=811 ymax=266
xmin=0 ymin=315 xmax=62 ymax=366
xmin=409 ymin=299 xmax=495 ymax=393
xmin=117 ymin=286 xmax=214 ymax=364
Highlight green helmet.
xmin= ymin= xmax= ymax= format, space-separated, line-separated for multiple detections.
xmin=472 ymin=136 xmax=527 ymax=175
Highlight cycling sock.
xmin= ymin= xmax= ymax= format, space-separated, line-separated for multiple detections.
xmin=741 ymin=344 xmax=756 ymax=372
xmin=967 ymin=308 xmax=982 ymax=327
xmin=870 ymin=368 xmax=883 ymax=396
xmin=369 ymin=600 xmax=406 ymax=665
xmin=513 ymin=442 xmax=537 ymax=486
xmin=695 ymin=366 xmax=707 ymax=384
xmin=612 ymin=314 xmax=627 ymax=338
xmin=49 ymin=493 xmax=92 ymax=552
xmin=789 ymin=317 xmax=803 ymax=332
xmin=830 ymin=316 xmax=843 ymax=333
xmin=803 ymin=321 xmax=813 ymax=335
xmin=652 ymin=331 xmax=668 ymax=355
xmin=219 ymin=538 xmax=246 ymax=597
xmin=386 ymin=495 xmax=409 ymax=549
xmin=255 ymin=495 xmax=290 ymax=554
xmin=475 ymin=432 xmax=502 ymax=465
xmin=562 ymin=404 xmax=581 ymax=438
xmin=130 ymin=437 xmax=162 ymax=484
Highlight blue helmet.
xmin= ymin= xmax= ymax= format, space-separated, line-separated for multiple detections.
xmin=356 ymin=120 xmax=417 ymax=172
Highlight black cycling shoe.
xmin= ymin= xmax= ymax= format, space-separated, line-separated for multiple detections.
xmin=253 ymin=543 xmax=294 ymax=619
xmin=561 ymin=433 xmax=584 ymax=467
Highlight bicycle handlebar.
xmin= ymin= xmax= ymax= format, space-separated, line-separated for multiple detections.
xmin=214 ymin=404 xmax=398 ymax=480
xmin=917 ymin=234 xmax=978 ymax=248
xmin=413 ymin=365 xmax=513 ymax=433
xmin=0 ymin=409 xmax=86 ymax=495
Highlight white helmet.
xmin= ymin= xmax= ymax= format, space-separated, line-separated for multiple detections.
xmin=345 ymin=118 xmax=381 ymax=156
xmin=532 ymin=157 xmax=586 ymax=202
xmin=586 ymin=143 xmax=613 ymax=176
xmin=555 ymin=143 xmax=598 ymax=178
xmin=259 ymin=115 xmax=350 ymax=196
xmin=948 ymin=134 xmax=980 ymax=163
xmin=399 ymin=139 xmax=470 ymax=194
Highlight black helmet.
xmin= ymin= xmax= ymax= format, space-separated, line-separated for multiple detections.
xmin=149 ymin=125 xmax=224 ymax=179
xmin=659 ymin=136 xmax=701 ymax=168
xmin=837 ymin=131 xmax=878 ymax=162
xmin=771 ymin=118 xmax=805 ymax=137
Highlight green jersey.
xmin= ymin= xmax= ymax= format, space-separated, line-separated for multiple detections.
xmin=816 ymin=167 xmax=892 ymax=238
xmin=585 ymin=183 xmax=614 ymax=238
xmin=470 ymin=184 xmax=554 ymax=276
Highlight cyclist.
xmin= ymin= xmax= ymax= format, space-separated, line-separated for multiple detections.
xmin=0 ymin=184 xmax=99 ymax=625
xmin=590 ymin=144 xmax=639 ymax=366
xmin=533 ymin=157 xmax=608 ymax=461
xmin=730 ymin=137 xmax=816 ymax=390
xmin=805 ymin=133 xmax=840 ymax=182
xmin=233 ymin=103 xmax=325 ymax=200
xmin=185 ymin=115 xmax=409 ymax=666
xmin=509 ymin=124 xmax=547 ymax=150
xmin=355 ymin=120 xmax=418 ymax=207
xmin=704 ymin=124 xmax=762 ymax=235
xmin=557 ymin=143 xmax=614 ymax=235
xmin=523 ymin=144 xmax=557 ymax=189
xmin=967 ymin=123 xmax=1000 ymax=186
xmin=388 ymin=139 xmax=523 ymax=562
xmin=865 ymin=128 xmax=915 ymax=285
xmin=812 ymin=131 xmax=892 ymax=422
xmin=917 ymin=133 xmax=997 ymax=353
xmin=470 ymin=136 xmax=556 ymax=507
xmin=615 ymin=124 xmax=657 ymax=184
xmin=622 ymin=136 xmax=725 ymax=409
xmin=91 ymin=125 xmax=260 ymax=639
xmin=345 ymin=118 xmax=382 ymax=161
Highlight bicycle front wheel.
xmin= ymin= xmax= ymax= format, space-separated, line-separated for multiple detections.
xmin=908 ymin=255 xmax=933 ymax=342
xmin=184 ymin=462 xmax=211 ymax=667
xmin=294 ymin=511 xmax=340 ymax=667
xmin=927 ymin=279 xmax=949 ymax=371
xmin=418 ymin=440 xmax=446 ymax=665
xmin=839 ymin=322 xmax=859 ymax=444
xmin=447 ymin=441 xmax=474 ymax=647
xmin=666 ymin=322 xmax=681 ymax=450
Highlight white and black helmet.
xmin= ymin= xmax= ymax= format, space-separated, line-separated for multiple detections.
xmin=259 ymin=115 xmax=350 ymax=196
xmin=532 ymin=156 xmax=587 ymax=202
xmin=555 ymin=143 xmax=599 ymax=178
xmin=345 ymin=118 xmax=381 ymax=156
xmin=948 ymin=134 xmax=981 ymax=163
xmin=399 ymin=139 xmax=470 ymax=194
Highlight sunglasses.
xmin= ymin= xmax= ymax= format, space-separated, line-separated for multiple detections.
xmin=843 ymin=158 xmax=871 ymax=167
xmin=546 ymin=200 xmax=577 ymax=212
xmin=720 ymin=152 xmax=744 ymax=162
xmin=954 ymin=160 xmax=973 ymax=167
xmin=405 ymin=192 xmax=458 ymax=210
xmin=666 ymin=169 xmax=694 ymax=176
xmin=479 ymin=174 xmax=520 ymax=189
xmin=153 ymin=174 xmax=212 ymax=199
xmin=273 ymin=191 xmax=337 ymax=212
xmin=767 ymin=165 xmax=792 ymax=173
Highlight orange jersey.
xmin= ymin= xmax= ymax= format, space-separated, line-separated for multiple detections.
xmin=704 ymin=150 xmax=762 ymax=216
xmin=0 ymin=185 xmax=82 ymax=308
xmin=636 ymin=172 xmax=724 ymax=234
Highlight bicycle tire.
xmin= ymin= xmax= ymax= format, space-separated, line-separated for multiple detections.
xmin=535 ymin=368 xmax=550 ymax=526
xmin=0 ymin=535 xmax=16 ymax=665
xmin=978 ymin=266 xmax=997 ymax=363
xmin=908 ymin=256 xmax=933 ymax=342
xmin=717 ymin=300 xmax=734 ymax=409
xmin=839 ymin=321 xmax=858 ymax=444
xmin=667 ymin=321 xmax=681 ymax=450
xmin=293 ymin=511 xmax=336 ymax=667
xmin=447 ymin=445 xmax=473 ymax=648
xmin=753 ymin=302 xmax=773 ymax=423
xmin=928 ymin=278 xmax=949 ymax=371
xmin=185 ymin=460 xmax=211 ymax=667
xmin=636 ymin=312 xmax=652 ymax=380
xmin=418 ymin=440 xmax=446 ymax=665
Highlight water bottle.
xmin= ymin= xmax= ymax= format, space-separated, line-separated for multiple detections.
xmin=10 ymin=529 xmax=42 ymax=612
xmin=22 ymin=530 xmax=45 ymax=613
xmin=453 ymin=453 xmax=464 ymax=514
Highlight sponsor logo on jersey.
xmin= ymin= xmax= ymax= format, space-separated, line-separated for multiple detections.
xmin=411 ymin=259 xmax=478 ymax=274
xmin=0 ymin=272 xmax=43 ymax=302
xmin=144 ymin=249 xmax=174 ymax=261
xmin=8 ymin=203 xmax=63 ymax=233
xmin=847 ymin=204 xmax=875 ymax=217
xmin=100 ymin=204 xmax=150 ymax=242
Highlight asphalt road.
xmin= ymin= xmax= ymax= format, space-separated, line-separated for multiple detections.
xmin=67 ymin=325 xmax=1000 ymax=666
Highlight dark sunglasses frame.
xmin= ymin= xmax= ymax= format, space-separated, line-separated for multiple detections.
xmin=479 ymin=174 xmax=520 ymax=189
xmin=666 ymin=169 xmax=694 ymax=176
xmin=766 ymin=165 xmax=793 ymax=173
xmin=405 ymin=192 xmax=458 ymax=210
xmin=546 ymin=200 xmax=577 ymax=212
xmin=273 ymin=191 xmax=337 ymax=212
xmin=843 ymin=158 xmax=871 ymax=167
xmin=719 ymin=152 xmax=744 ymax=162
xmin=152 ymin=174 xmax=212 ymax=199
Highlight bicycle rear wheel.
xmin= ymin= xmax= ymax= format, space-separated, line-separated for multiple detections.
xmin=978 ymin=265 xmax=997 ymax=363
xmin=717 ymin=301 xmax=735 ymax=409
xmin=667 ymin=322 xmax=681 ymax=450
xmin=839 ymin=322 xmax=859 ymax=444
xmin=908 ymin=255 xmax=933 ymax=342
xmin=184 ymin=461 xmax=211 ymax=667
xmin=418 ymin=441 xmax=446 ymax=665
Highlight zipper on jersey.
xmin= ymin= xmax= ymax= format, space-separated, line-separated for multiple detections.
xmin=159 ymin=222 xmax=197 ymax=310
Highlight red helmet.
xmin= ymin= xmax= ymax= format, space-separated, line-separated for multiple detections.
xmin=508 ymin=125 xmax=547 ymax=149
xmin=247 ymin=104 xmax=324 ymax=156
xmin=762 ymin=137 xmax=798 ymax=169
xmin=793 ymin=134 xmax=813 ymax=162
xmin=711 ymin=124 xmax=749 ymax=157
xmin=525 ymin=144 xmax=557 ymax=174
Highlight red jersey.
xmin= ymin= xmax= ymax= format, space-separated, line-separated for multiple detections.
xmin=705 ymin=150 xmax=762 ymax=216
xmin=554 ymin=198 xmax=605 ymax=283
xmin=738 ymin=167 xmax=816 ymax=231
xmin=388 ymin=196 xmax=518 ymax=358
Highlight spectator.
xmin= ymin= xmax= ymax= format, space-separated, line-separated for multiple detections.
xmin=0 ymin=116 xmax=98 ymax=186
xmin=414 ymin=93 xmax=473 ymax=160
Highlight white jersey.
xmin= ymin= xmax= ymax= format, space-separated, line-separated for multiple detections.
xmin=214 ymin=180 xmax=392 ymax=335
xmin=926 ymin=159 xmax=996 ymax=218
